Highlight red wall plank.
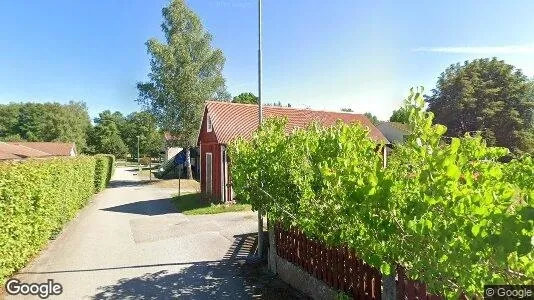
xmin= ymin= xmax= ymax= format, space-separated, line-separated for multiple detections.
xmin=199 ymin=107 xmax=225 ymax=201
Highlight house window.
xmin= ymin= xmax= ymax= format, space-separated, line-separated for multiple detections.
xmin=206 ymin=153 xmax=212 ymax=195
xmin=207 ymin=117 xmax=213 ymax=132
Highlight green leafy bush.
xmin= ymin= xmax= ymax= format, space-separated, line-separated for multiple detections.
xmin=140 ymin=156 xmax=151 ymax=166
xmin=229 ymin=88 xmax=534 ymax=298
xmin=94 ymin=154 xmax=115 ymax=192
xmin=0 ymin=155 xmax=114 ymax=283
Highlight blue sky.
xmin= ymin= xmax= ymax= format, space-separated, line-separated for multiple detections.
xmin=1 ymin=0 xmax=533 ymax=120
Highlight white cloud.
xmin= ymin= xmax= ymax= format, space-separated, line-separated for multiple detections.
xmin=412 ymin=45 xmax=534 ymax=54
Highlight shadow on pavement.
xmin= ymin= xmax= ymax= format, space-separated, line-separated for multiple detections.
xmin=19 ymin=261 xmax=220 ymax=275
xmin=107 ymin=180 xmax=154 ymax=189
xmin=101 ymin=198 xmax=176 ymax=216
xmin=92 ymin=233 xmax=307 ymax=300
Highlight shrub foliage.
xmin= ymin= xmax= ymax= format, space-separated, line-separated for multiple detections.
xmin=0 ymin=155 xmax=115 ymax=283
xmin=228 ymin=88 xmax=533 ymax=298
xmin=94 ymin=154 xmax=115 ymax=192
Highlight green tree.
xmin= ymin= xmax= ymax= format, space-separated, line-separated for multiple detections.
xmin=426 ymin=58 xmax=534 ymax=154
xmin=137 ymin=0 xmax=227 ymax=179
xmin=0 ymin=102 xmax=91 ymax=151
xmin=61 ymin=102 xmax=93 ymax=151
xmin=232 ymin=92 xmax=258 ymax=104
xmin=0 ymin=104 xmax=22 ymax=140
xmin=364 ymin=112 xmax=379 ymax=125
xmin=122 ymin=111 xmax=165 ymax=158
xmin=88 ymin=111 xmax=128 ymax=157
xmin=214 ymin=84 xmax=232 ymax=101
xmin=389 ymin=106 xmax=411 ymax=123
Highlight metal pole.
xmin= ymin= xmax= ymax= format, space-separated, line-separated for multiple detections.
xmin=258 ymin=0 xmax=263 ymax=125
xmin=257 ymin=0 xmax=264 ymax=259
xmin=137 ymin=136 xmax=140 ymax=172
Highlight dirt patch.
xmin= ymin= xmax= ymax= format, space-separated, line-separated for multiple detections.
xmin=149 ymin=179 xmax=200 ymax=191
xmin=134 ymin=172 xmax=200 ymax=191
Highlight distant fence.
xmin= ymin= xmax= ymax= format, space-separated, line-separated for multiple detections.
xmin=274 ymin=224 xmax=454 ymax=300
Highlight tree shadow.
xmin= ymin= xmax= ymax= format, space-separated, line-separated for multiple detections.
xmin=92 ymin=233 xmax=307 ymax=299
xmin=107 ymin=180 xmax=154 ymax=189
xmin=101 ymin=198 xmax=176 ymax=216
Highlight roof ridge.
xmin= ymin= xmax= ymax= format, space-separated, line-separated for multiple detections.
xmin=206 ymin=100 xmax=365 ymax=116
xmin=12 ymin=141 xmax=74 ymax=146
xmin=0 ymin=142 xmax=52 ymax=157
xmin=4 ymin=142 xmax=52 ymax=155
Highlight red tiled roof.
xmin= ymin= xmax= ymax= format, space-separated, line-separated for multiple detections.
xmin=0 ymin=143 xmax=52 ymax=159
xmin=204 ymin=101 xmax=388 ymax=144
xmin=7 ymin=142 xmax=75 ymax=156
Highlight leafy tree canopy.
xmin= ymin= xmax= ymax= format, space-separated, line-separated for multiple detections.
xmin=94 ymin=111 xmax=127 ymax=132
xmin=389 ymin=106 xmax=411 ymax=124
xmin=88 ymin=111 xmax=128 ymax=157
xmin=426 ymin=57 xmax=534 ymax=154
xmin=364 ymin=112 xmax=379 ymax=125
xmin=232 ymin=92 xmax=258 ymax=104
xmin=214 ymin=84 xmax=232 ymax=101
xmin=122 ymin=111 xmax=165 ymax=158
xmin=137 ymin=0 xmax=227 ymax=178
xmin=0 ymin=102 xmax=91 ymax=151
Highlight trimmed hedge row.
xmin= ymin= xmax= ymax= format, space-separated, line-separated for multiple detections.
xmin=0 ymin=155 xmax=115 ymax=283
xmin=94 ymin=154 xmax=115 ymax=192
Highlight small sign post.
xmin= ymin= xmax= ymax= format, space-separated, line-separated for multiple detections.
xmin=175 ymin=152 xmax=187 ymax=197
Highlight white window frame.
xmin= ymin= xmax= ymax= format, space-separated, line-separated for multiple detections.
xmin=207 ymin=117 xmax=213 ymax=132
xmin=205 ymin=153 xmax=212 ymax=195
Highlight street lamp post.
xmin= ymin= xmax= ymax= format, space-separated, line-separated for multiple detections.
xmin=257 ymin=0 xmax=264 ymax=259
xmin=137 ymin=135 xmax=140 ymax=172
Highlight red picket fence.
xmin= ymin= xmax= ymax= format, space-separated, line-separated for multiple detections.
xmin=397 ymin=266 xmax=470 ymax=300
xmin=397 ymin=266 xmax=443 ymax=300
xmin=275 ymin=224 xmax=382 ymax=299
xmin=275 ymin=224 xmax=457 ymax=300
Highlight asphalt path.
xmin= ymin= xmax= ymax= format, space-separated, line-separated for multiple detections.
xmin=4 ymin=167 xmax=285 ymax=299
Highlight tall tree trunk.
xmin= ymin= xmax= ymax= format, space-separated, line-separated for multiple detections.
xmin=185 ymin=146 xmax=193 ymax=179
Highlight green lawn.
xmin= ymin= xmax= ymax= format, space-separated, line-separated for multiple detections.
xmin=137 ymin=167 xmax=157 ymax=178
xmin=172 ymin=193 xmax=251 ymax=215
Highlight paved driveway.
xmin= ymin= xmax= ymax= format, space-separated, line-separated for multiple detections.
xmin=5 ymin=167 xmax=300 ymax=299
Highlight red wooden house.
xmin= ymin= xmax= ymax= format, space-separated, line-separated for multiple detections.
xmin=197 ymin=101 xmax=389 ymax=202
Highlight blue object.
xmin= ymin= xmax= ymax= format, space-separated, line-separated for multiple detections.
xmin=174 ymin=151 xmax=186 ymax=165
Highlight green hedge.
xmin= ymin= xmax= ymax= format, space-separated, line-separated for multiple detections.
xmin=0 ymin=155 xmax=115 ymax=283
xmin=94 ymin=154 xmax=115 ymax=192
xmin=229 ymin=89 xmax=534 ymax=298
